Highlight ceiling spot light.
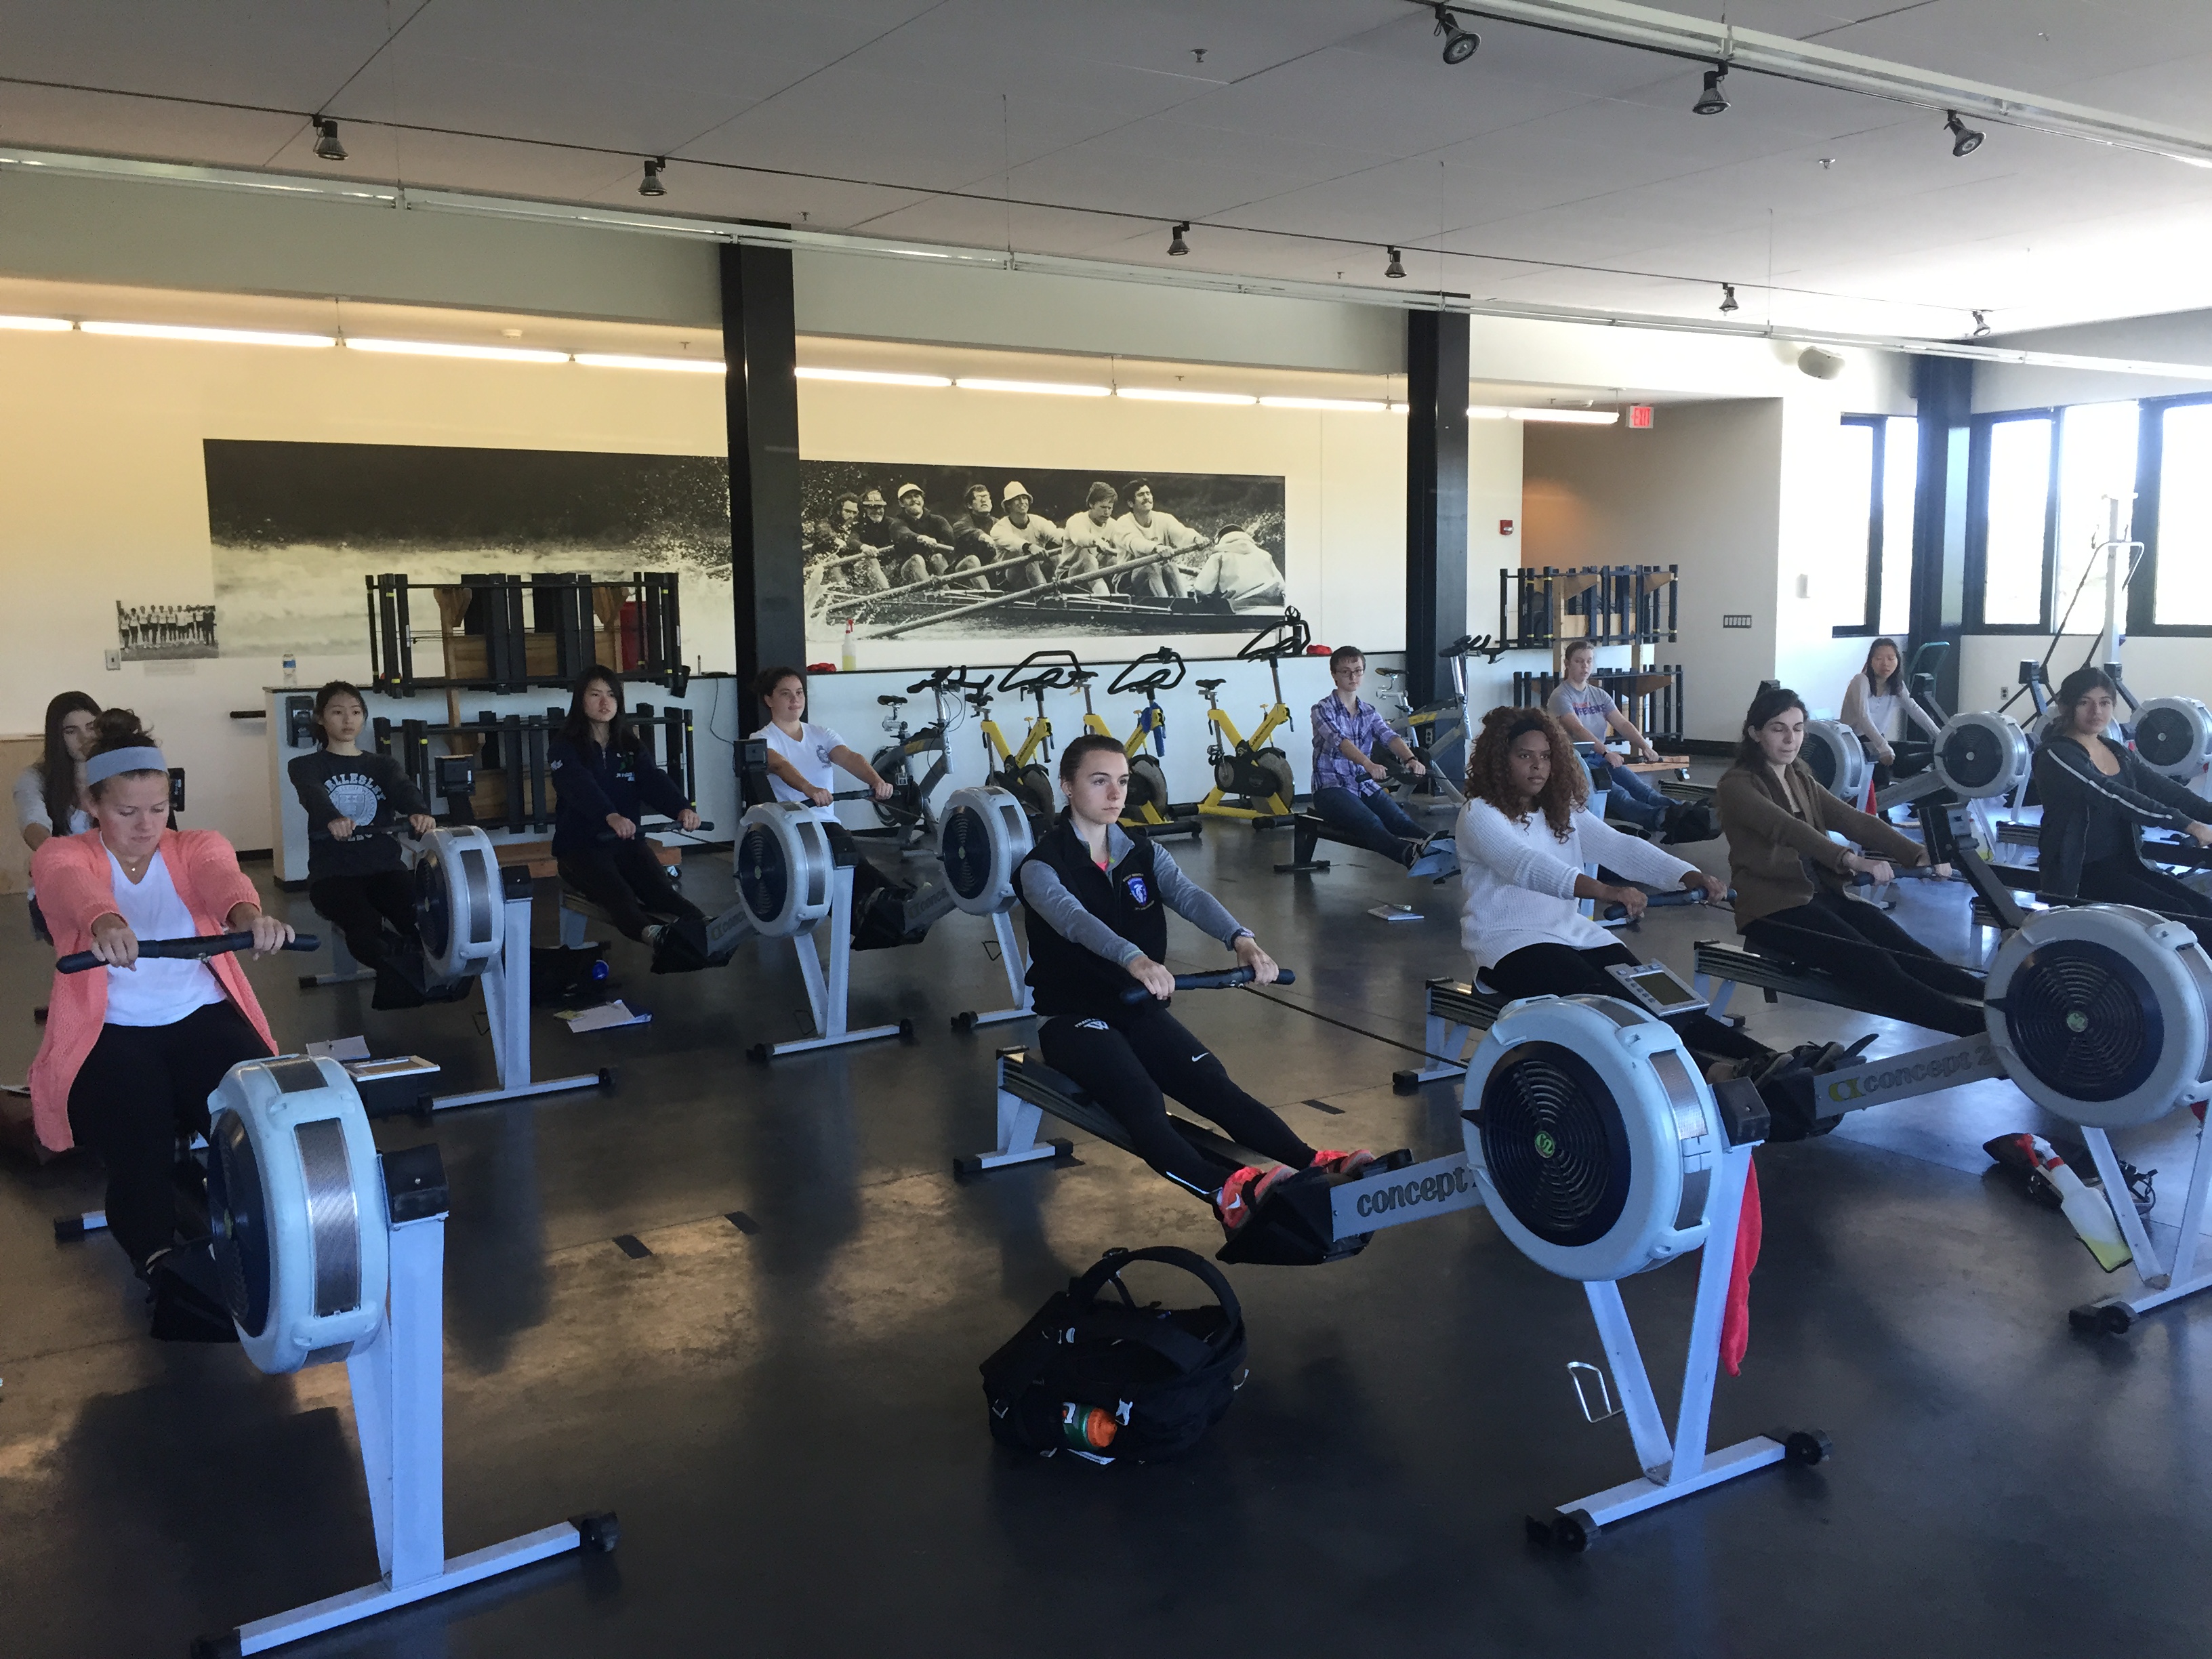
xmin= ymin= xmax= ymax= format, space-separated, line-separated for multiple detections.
xmin=1168 ymin=222 xmax=1190 ymax=256
xmin=1971 ymin=310 xmax=1992 ymax=337
xmin=1693 ymin=66 xmax=1729 ymax=116
xmin=1433 ymin=5 xmax=1480 ymax=65
xmin=1719 ymin=283 xmax=1739 ymax=314
xmin=312 ymin=118 xmax=348 ymax=162
xmin=1385 ymin=247 xmax=1407 ymax=279
xmin=1946 ymin=110 xmax=1984 ymax=157
xmin=639 ymin=157 xmax=667 ymax=198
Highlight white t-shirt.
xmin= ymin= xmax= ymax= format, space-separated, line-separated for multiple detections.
xmin=14 ymin=763 xmax=91 ymax=837
xmin=1454 ymin=799 xmax=1696 ymax=971
xmin=102 ymin=848 xmax=227 ymax=1027
xmin=754 ymin=721 xmax=847 ymax=804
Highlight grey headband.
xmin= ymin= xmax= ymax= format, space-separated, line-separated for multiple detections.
xmin=85 ymin=746 xmax=165 ymax=786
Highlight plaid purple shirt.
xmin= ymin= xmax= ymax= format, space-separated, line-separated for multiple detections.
xmin=1310 ymin=694 xmax=1395 ymax=794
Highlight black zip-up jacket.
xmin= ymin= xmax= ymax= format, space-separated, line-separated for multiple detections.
xmin=548 ymin=734 xmax=689 ymax=857
xmin=2031 ymin=733 xmax=2211 ymax=899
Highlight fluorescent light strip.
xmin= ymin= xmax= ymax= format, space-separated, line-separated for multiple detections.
xmin=345 ymin=336 xmax=569 ymax=364
xmin=796 ymin=366 xmax=951 ymax=387
xmin=0 ymin=314 xmax=73 ymax=333
xmin=1258 ymin=395 xmax=1390 ymax=413
xmin=1469 ymin=405 xmax=1620 ymax=424
xmin=1116 ymin=387 xmax=1256 ymax=406
xmin=955 ymin=377 xmax=1111 ymax=398
xmin=575 ymin=353 xmax=725 ymax=373
xmin=82 ymin=320 xmax=334 ymax=348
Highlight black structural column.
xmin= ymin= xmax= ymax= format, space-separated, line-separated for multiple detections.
xmin=1906 ymin=354 xmax=1972 ymax=716
xmin=1406 ymin=308 xmax=1470 ymax=707
xmin=720 ymin=241 xmax=806 ymax=729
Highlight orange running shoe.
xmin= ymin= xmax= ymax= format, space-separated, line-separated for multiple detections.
xmin=1214 ymin=1164 xmax=1295 ymax=1235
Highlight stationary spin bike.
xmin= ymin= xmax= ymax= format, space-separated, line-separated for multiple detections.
xmin=975 ymin=649 xmax=1079 ymax=822
xmin=1197 ymin=608 xmax=1308 ymax=825
xmin=869 ymin=664 xmax=990 ymax=846
xmin=1079 ymin=647 xmax=1200 ymax=839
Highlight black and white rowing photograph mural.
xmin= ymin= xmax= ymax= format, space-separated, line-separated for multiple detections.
xmin=116 ymin=601 xmax=218 ymax=661
xmin=800 ymin=461 xmax=1288 ymax=646
xmin=203 ymin=440 xmax=733 ymax=665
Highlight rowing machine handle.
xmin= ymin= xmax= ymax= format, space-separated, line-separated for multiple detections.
xmin=1852 ymin=862 xmax=1947 ymax=886
xmin=1118 ymin=965 xmax=1297 ymax=1002
xmin=58 ymin=932 xmax=323 ymax=974
xmin=1601 ymin=887 xmax=1731 ymax=922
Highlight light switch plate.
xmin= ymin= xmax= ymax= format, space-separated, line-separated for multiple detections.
xmin=104 ymin=649 xmax=121 ymax=671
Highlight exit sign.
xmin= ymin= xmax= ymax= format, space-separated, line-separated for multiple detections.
xmin=1628 ymin=405 xmax=1654 ymax=429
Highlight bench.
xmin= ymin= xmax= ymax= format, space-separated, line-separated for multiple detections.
xmin=1391 ymin=977 xmax=1510 ymax=1091
xmin=1691 ymin=939 xmax=1907 ymax=1021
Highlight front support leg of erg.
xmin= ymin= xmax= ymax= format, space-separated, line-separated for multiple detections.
xmin=1534 ymin=1142 xmax=1826 ymax=1550
xmin=428 ymin=873 xmax=610 ymax=1111
xmin=2071 ymin=1113 xmax=2212 ymax=1334
xmin=753 ymin=862 xmax=912 ymax=1059
xmin=952 ymin=909 xmax=1036 ymax=1033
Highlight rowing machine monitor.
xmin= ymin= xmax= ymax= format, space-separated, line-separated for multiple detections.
xmin=1605 ymin=961 xmax=1709 ymax=1017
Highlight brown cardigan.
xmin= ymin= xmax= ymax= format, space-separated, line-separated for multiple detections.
xmin=1715 ymin=759 xmax=1927 ymax=930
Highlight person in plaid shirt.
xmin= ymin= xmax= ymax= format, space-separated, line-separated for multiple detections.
xmin=1309 ymin=647 xmax=1454 ymax=874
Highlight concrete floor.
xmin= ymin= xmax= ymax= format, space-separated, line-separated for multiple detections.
xmin=5 ymin=797 xmax=2212 ymax=1658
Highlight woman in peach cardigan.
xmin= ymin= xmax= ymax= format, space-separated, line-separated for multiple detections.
xmin=30 ymin=712 xmax=292 ymax=1280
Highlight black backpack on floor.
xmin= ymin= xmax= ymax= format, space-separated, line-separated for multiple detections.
xmin=981 ymin=1246 xmax=1248 ymax=1464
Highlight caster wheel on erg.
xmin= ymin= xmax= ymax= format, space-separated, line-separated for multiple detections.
xmin=1551 ymin=1509 xmax=1595 ymax=1552
xmin=2071 ymin=1300 xmax=2135 ymax=1335
xmin=899 ymin=1018 xmax=917 ymax=1042
xmin=951 ymin=1011 xmax=978 ymax=1033
xmin=571 ymin=1510 xmax=621 ymax=1553
xmin=746 ymin=1043 xmax=770 ymax=1065
xmin=189 ymin=1634 xmax=243 ymax=1659
xmin=1784 ymin=1429 xmax=1833 ymax=1467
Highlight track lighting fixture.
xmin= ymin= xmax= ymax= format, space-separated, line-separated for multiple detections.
xmin=1385 ymin=247 xmax=1407 ymax=279
xmin=1719 ymin=283 xmax=1738 ymax=314
xmin=1693 ymin=66 xmax=1729 ymax=116
xmin=1433 ymin=5 xmax=1479 ymax=65
xmin=639 ymin=157 xmax=667 ymax=198
xmin=1168 ymin=222 xmax=1189 ymax=256
xmin=312 ymin=118 xmax=347 ymax=162
xmin=1972 ymin=310 xmax=1991 ymax=337
xmin=1946 ymin=110 xmax=1984 ymax=157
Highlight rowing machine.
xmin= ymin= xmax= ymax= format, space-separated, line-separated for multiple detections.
xmin=939 ymin=785 xmax=1038 ymax=1032
xmin=969 ymin=987 xmax=1822 ymax=1546
xmin=189 ymin=1058 xmax=614 ymax=1655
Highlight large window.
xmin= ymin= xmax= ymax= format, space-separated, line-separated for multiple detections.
xmin=1966 ymin=400 xmax=2139 ymax=634
xmin=1832 ymin=414 xmax=1919 ymax=638
xmin=2140 ymin=398 xmax=2212 ymax=631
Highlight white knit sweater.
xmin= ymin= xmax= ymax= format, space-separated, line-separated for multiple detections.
xmin=1454 ymin=798 xmax=1698 ymax=970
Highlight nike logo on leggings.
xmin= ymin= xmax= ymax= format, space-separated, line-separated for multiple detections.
xmin=1189 ymin=1052 xmax=1208 ymax=1063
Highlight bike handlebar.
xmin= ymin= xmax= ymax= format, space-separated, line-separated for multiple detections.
xmin=907 ymin=667 xmax=993 ymax=695
xmin=1235 ymin=607 xmax=1310 ymax=663
xmin=1119 ymin=965 xmax=1296 ymax=1002
xmin=996 ymin=649 xmax=1084 ymax=697
xmin=59 ymin=931 xmax=322 ymax=974
xmin=1108 ymin=647 xmax=1187 ymax=697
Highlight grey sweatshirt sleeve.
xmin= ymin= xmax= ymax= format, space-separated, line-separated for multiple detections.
xmin=1019 ymin=860 xmax=1143 ymax=966
xmin=1147 ymin=843 xmax=1250 ymax=947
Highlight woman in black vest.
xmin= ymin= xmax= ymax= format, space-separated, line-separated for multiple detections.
xmin=1020 ymin=734 xmax=1371 ymax=1235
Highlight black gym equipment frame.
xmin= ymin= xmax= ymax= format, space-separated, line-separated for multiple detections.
xmin=369 ymin=704 xmax=697 ymax=838
xmin=365 ymin=571 xmax=684 ymax=697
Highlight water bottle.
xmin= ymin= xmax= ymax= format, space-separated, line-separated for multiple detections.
xmin=282 ymin=652 xmax=298 ymax=687
xmin=1060 ymin=1402 xmax=1118 ymax=1451
xmin=840 ymin=618 xmax=857 ymax=672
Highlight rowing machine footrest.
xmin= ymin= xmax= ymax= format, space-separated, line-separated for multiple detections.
xmin=1215 ymin=1166 xmax=1374 ymax=1267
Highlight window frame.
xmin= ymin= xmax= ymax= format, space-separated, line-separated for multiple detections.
xmin=1963 ymin=408 xmax=2060 ymax=635
xmin=1831 ymin=413 xmax=1887 ymax=639
xmin=2128 ymin=390 xmax=2212 ymax=638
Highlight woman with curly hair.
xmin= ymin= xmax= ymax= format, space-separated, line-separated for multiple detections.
xmin=1456 ymin=705 xmax=1732 ymax=1005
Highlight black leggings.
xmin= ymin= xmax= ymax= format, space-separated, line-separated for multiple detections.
xmin=1744 ymin=887 xmax=1984 ymax=1036
xmin=1038 ymin=1002 xmax=1317 ymax=1195
xmin=308 ymin=870 xmax=418 ymax=971
xmin=67 ymin=1000 xmax=270 ymax=1269
xmin=2077 ymin=851 xmax=2212 ymax=918
xmin=1485 ymin=941 xmax=1769 ymax=1062
xmin=558 ymin=841 xmax=705 ymax=941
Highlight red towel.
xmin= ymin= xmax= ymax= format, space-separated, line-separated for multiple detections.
xmin=1721 ymin=1157 xmax=1762 ymax=1376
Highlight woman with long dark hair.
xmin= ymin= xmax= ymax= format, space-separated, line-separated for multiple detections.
xmin=2031 ymin=664 xmax=2212 ymax=916
xmin=548 ymin=665 xmax=703 ymax=944
xmin=29 ymin=710 xmax=291 ymax=1318
xmin=1451 ymin=705 xmax=1755 ymax=1061
xmin=1839 ymin=636 xmax=1907 ymax=790
xmin=14 ymin=691 xmax=100 ymax=939
xmin=1716 ymin=685 xmax=1983 ymax=1035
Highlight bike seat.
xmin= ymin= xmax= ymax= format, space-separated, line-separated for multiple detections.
xmin=1196 ymin=678 xmax=1226 ymax=691
xmin=1067 ymin=670 xmax=1097 ymax=685
xmin=878 ymin=694 xmax=907 ymax=707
